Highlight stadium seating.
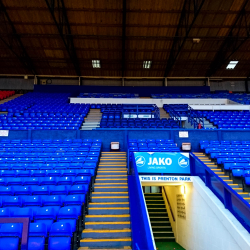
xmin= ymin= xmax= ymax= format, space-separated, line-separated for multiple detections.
xmin=78 ymin=93 xmax=139 ymax=98
xmin=0 ymin=92 xmax=90 ymax=130
xmin=198 ymin=111 xmax=250 ymax=129
xmin=151 ymin=92 xmax=250 ymax=104
xmin=0 ymin=139 xmax=102 ymax=249
xmin=0 ymin=91 xmax=15 ymax=100
xmin=200 ymin=140 xmax=250 ymax=191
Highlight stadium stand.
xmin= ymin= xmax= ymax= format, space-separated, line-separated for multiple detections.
xmin=0 ymin=139 xmax=102 ymax=250
xmin=0 ymin=91 xmax=15 ymax=100
xmin=78 ymin=93 xmax=139 ymax=98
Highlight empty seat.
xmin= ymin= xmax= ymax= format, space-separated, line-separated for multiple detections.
xmin=28 ymin=223 xmax=47 ymax=250
xmin=0 ymin=223 xmax=23 ymax=250
xmin=48 ymin=222 xmax=72 ymax=250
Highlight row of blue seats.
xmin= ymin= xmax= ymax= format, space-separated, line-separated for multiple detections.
xmin=130 ymin=148 xmax=180 ymax=152
xmin=129 ymin=142 xmax=176 ymax=147
xmin=0 ymin=126 xmax=80 ymax=130
xmin=0 ymin=139 xmax=101 ymax=143
xmin=79 ymin=93 xmax=138 ymax=98
xmin=0 ymin=151 xmax=99 ymax=157
xmin=0 ymin=157 xmax=98 ymax=164
xmin=129 ymin=139 xmax=175 ymax=143
xmin=0 ymin=194 xmax=85 ymax=207
xmin=1 ymin=116 xmax=84 ymax=120
xmin=0 ymin=176 xmax=91 ymax=186
xmin=0 ymin=222 xmax=78 ymax=250
xmin=0 ymin=169 xmax=94 ymax=177
xmin=200 ymin=140 xmax=250 ymax=149
xmin=0 ymin=184 xmax=88 ymax=196
xmin=0 ymin=163 xmax=97 ymax=170
xmin=0 ymin=143 xmax=101 ymax=147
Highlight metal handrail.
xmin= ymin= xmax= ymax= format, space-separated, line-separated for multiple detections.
xmin=162 ymin=187 xmax=175 ymax=222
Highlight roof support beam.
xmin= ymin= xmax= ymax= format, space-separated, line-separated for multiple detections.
xmin=206 ymin=0 xmax=250 ymax=77
xmin=163 ymin=0 xmax=205 ymax=79
xmin=45 ymin=0 xmax=81 ymax=76
xmin=121 ymin=0 xmax=127 ymax=77
xmin=0 ymin=0 xmax=36 ymax=75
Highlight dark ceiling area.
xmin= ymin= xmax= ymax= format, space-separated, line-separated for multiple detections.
xmin=0 ymin=0 xmax=250 ymax=78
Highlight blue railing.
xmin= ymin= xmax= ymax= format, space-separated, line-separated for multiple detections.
xmin=163 ymin=105 xmax=182 ymax=127
xmin=128 ymin=154 xmax=155 ymax=250
xmin=190 ymin=153 xmax=250 ymax=233
xmin=188 ymin=106 xmax=204 ymax=129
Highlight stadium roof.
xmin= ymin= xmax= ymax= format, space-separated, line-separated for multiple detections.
xmin=0 ymin=0 xmax=250 ymax=78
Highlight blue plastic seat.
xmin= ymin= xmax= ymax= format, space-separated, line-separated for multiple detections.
xmin=2 ymin=196 xmax=22 ymax=207
xmin=0 ymin=186 xmax=13 ymax=196
xmin=69 ymin=185 xmax=87 ymax=195
xmin=28 ymin=223 xmax=47 ymax=250
xmin=13 ymin=186 xmax=31 ymax=196
xmin=50 ymin=186 xmax=68 ymax=195
xmin=32 ymin=186 xmax=50 ymax=196
xmin=0 ymin=223 xmax=23 ymax=250
xmin=48 ymin=222 xmax=72 ymax=250
xmin=40 ymin=177 xmax=58 ymax=186
xmin=74 ymin=176 xmax=91 ymax=185
xmin=64 ymin=195 xmax=84 ymax=207
xmin=42 ymin=195 xmax=63 ymax=207
xmin=23 ymin=196 xmax=42 ymax=207
xmin=23 ymin=177 xmax=40 ymax=186
xmin=57 ymin=207 xmax=78 ymax=232
xmin=13 ymin=207 xmax=33 ymax=220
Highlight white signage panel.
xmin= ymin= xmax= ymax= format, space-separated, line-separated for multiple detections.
xmin=139 ymin=175 xmax=192 ymax=182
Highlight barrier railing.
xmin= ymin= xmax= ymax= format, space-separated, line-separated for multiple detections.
xmin=190 ymin=153 xmax=250 ymax=233
xmin=128 ymin=154 xmax=155 ymax=250
xmin=188 ymin=106 xmax=204 ymax=129
xmin=163 ymin=105 xmax=182 ymax=127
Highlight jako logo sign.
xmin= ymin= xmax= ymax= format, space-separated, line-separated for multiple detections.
xmin=136 ymin=156 xmax=146 ymax=167
xmin=178 ymin=157 xmax=189 ymax=168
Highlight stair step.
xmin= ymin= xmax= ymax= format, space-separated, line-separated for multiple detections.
xmin=88 ymin=207 xmax=130 ymax=215
xmin=92 ymin=197 xmax=129 ymax=202
xmin=89 ymin=202 xmax=129 ymax=208
xmin=85 ymin=214 xmax=130 ymax=222
xmin=80 ymin=238 xmax=131 ymax=248
xmin=92 ymin=192 xmax=128 ymax=197
xmin=94 ymin=187 xmax=128 ymax=192
xmin=85 ymin=221 xmax=131 ymax=230
xmin=82 ymin=229 xmax=131 ymax=239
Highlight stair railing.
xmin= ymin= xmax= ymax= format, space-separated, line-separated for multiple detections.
xmin=163 ymin=104 xmax=182 ymax=127
xmin=162 ymin=187 xmax=175 ymax=222
xmin=190 ymin=153 xmax=250 ymax=233
xmin=188 ymin=105 xmax=204 ymax=129
xmin=128 ymin=154 xmax=156 ymax=250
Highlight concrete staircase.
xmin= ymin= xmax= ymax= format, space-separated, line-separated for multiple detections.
xmin=144 ymin=193 xmax=175 ymax=242
xmin=203 ymin=118 xmax=216 ymax=129
xmin=159 ymin=108 xmax=169 ymax=119
xmin=79 ymin=152 xmax=131 ymax=249
xmin=193 ymin=152 xmax=250 ymax=202
xmin=81 ymin=109 xmax=102 ymax=130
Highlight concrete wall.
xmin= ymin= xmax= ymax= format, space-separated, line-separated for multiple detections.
xmin=164 ymin=177 xmax=250 ymax=250
xmin=210 ymin=81 xmax=246 ymax=92
xmin=0 ymin=78 xmax=34 ymax=90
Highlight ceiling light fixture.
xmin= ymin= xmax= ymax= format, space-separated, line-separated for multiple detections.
xmin=92 ymin=60 xmax=101 ymax=68
xmin=143 ymin=61 xmax=152 ymax=69
xmin=226 ymin=61 xmax=238 ymax=70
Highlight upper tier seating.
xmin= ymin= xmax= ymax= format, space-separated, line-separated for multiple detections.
xmin=100 ymin=118 xmax=179 ymax=129
xmin=0 ymin=92 xmax=90 ymax=130
xmin=152 ymin=93 xmax=250 ymax=104
xmin=0 ymin=139 xmax=101 ymax=250
xmin=200 ymin=140 xmax=250 ymax=194
xmin=78 ymin=93 xmax=139 ymax=98
xmin=0 ymin=91 xmax=15 ymax=100
xmin=200 ymin=111 xmax=250 ymax=129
